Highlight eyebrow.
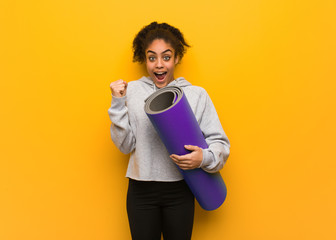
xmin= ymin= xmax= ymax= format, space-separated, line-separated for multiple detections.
xmin=146 ymin=49 xmax=173 ymax=54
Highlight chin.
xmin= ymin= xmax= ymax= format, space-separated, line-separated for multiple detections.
xmin=155 ymin=82 xmax=167 ymax=88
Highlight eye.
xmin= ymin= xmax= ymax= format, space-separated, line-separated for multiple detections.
xmin=148 ymin=56 xmax=156 ymax=62
xmin=163 ymin=56 xmax=171 ymax=61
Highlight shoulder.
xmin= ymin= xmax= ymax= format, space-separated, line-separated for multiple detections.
xmin=127 ymin=77 xmax=151 ymax=91
xmin=126 ymin=77 xmax=153 ymax=103
xmin=183 ymin=85 xmax=210 ymax=99
xmin=182 ymin=86 xmax=213 ymax=112
xmin=127 ymin=78 xmax=144 ymax=88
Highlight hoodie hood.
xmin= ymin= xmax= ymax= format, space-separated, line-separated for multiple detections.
xmin=138 ymin=76 xmax=192 ymax=91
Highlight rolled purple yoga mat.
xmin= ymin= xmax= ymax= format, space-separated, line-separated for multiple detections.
xmin=144 ymin=86 xmax=227 ymax=211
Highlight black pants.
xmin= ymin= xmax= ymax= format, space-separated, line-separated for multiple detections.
xmin=127 ymin=178 xmax=195 ymax=240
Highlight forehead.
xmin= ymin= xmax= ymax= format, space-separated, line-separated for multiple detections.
xmin=146 ymin=39 xmax=175 ymax=54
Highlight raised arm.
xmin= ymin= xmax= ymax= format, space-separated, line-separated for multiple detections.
xmin=108 ymin=80 xmax=136 ymax=154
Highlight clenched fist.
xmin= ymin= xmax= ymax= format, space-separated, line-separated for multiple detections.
xmin=110 ymin=79 xmax=128 ymax=97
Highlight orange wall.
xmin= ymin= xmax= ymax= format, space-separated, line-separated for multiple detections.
xmin=1 ymin=0 xmax=336 ymax=239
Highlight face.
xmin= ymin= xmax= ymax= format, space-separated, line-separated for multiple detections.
xmin=145 ymin=39 xmax=179 ymax=88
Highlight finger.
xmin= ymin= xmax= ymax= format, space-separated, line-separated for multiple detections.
xmin=113 ymin=83 xmax=126 ymax=89
xmin=111 ymin=81 xmax=128 ymax=96
xmin=178 ymin=163 xmax=193 ymax=170
xmin=173 ymin=159 xmax=187 ymax=168
xmin=116 ymin=81 xmax=127 ymax=88
xmin=119 ymin=87 xmax=126 ymax=95
xmin=111 ymin=79 xmax=126 ymax=87
xmin=113 ymin=86 xmax=126 ymax=94
xmin=170 ymin=155 xmax=188 ymax=166
xmin=184 ymin=145 xmax=200 ymax=151
xmin=120 ymin=81 xmax=128 ymax=93
xmin=111 ymin=79 xmax=121 ymax=85
xmin=170 ymin=154 xmax=191 ymax=161
xmin=123 ymin=81 xmax=128 ymax=88
xmin=170 ymin=155 xmax=180 ymax=163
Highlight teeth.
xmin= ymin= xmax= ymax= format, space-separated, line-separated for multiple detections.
xmin=155 ymin=72 xmax=166 ymax=75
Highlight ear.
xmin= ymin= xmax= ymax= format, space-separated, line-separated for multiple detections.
xmin=174 ymin=55 xmax=180 ymax=65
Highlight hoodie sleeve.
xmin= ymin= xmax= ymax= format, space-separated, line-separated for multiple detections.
xmin=198 ymin=91 xmax=230 ymax=173
xmin=108 ymin=95 xmax=136 ymax=154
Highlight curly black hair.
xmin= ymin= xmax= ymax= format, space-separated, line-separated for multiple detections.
xmin=132 ymin=22 xmax=190 ymax=63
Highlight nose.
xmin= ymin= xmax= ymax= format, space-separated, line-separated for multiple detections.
xmin=156 ymin=58 xmax=163 ymax=68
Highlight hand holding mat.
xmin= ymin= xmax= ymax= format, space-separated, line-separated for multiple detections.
xmin=144 ymin=86 xmax=227 ymax=211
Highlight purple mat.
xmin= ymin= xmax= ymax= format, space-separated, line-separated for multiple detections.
xmin=144 ymin=86 xmax=227 ymax=211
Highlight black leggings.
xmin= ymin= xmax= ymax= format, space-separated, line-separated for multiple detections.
xmin=127 ymin=178 xmax=195 ymax=240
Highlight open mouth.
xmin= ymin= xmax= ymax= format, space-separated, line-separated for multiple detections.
xmin=154 ymin=72 xmax=167 ymax=81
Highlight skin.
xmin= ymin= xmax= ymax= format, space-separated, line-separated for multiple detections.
xmin=145 ymin=39 xmax=178 ymax=89
xmin=170 ymin=145 xmax=203 ymax=170
xmin=110 ymin=79 xmax=128 ymax=97
xmin=109 ymin=38 xmax=203 ymax=170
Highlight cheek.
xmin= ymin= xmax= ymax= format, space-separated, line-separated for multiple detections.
xmin=145 ymin=63 xmax=153 ymax=72
xmin=167 ymin=63 xmax=176 ymax=72
xmin=147 ymin=67 xmax=156 ymax=77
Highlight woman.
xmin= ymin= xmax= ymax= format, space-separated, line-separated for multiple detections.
xmin=108 ymin=22 xmax=230 ymax=240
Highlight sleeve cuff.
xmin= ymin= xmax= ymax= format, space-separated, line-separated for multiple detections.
xmin=111 ymin=95 xmax=127 ymax=110
xmin=199 ymin=149 xmax=213 ymax=169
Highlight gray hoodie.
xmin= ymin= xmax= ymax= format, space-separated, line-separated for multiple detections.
xmin=108 ymin=76 xmax=230 ymax=181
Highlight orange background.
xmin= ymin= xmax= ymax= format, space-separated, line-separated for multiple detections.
xmin=1 ymin=0 xmax=336 ymax=239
